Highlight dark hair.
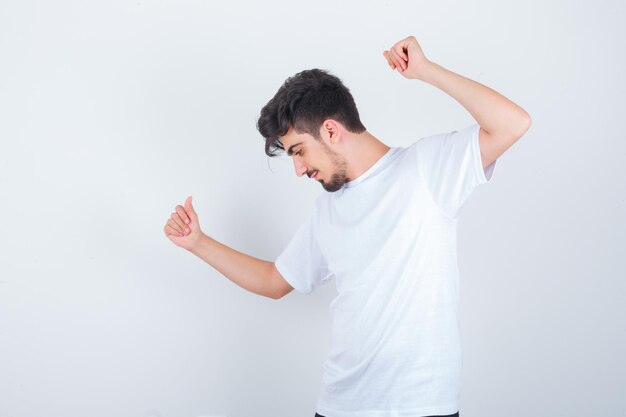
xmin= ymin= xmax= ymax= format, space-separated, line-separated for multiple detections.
xmin=256 ymin=68 xmax=367 ymax=157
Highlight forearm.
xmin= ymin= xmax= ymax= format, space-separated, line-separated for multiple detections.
xmin=417 ymin=61 xmax=530 ymax=135
xmin=190 ymin=233 xmax=276 ymax=299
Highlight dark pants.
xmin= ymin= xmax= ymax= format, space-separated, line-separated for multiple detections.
xmin=315 ymin=412 xmax=459 ymax=417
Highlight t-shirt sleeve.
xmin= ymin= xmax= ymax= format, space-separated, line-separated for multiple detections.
xmin=415 ymin=123 xmax=497 ymax=219
xmin=275 ymin=207 xmax=334 ymax=295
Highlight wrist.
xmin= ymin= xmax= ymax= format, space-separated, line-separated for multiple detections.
xmin=190 ymin=232 xmax=210 ymax=255
xmin=412 ymin=60 xmax=437 ymax=82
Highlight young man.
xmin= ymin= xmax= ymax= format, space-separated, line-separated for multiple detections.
xmin=164 ymin=35 xmax=531 ymax=417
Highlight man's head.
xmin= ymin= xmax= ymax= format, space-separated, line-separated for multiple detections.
xmin=256 ymin=68 xmax=367 ymax=192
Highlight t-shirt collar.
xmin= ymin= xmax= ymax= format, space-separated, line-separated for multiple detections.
xmin=342 ymin=146 xmax=400 ymax=189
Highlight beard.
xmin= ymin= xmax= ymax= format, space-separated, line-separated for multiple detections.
xmin=318 ymin=142 xmax=349 ymax=193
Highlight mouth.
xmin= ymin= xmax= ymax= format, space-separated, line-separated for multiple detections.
xmin=312 ymin=171 xmax=318 ymax=180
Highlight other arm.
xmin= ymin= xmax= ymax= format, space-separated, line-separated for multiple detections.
xmin=164 ymin=196 xmax=294 ymax=300
xmin=190 ymin=234 xmax=294 ymax=300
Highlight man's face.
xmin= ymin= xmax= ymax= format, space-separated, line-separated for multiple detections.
xmin=280 ymin=127 xmax=349 ymax=193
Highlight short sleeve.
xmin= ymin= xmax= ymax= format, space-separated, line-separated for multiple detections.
xmin=275 ymin=208 xmax=334 ymax=295
xmin=415 ymin=123 xmax=497 ymax=219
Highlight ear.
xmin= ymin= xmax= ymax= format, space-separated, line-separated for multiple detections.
xmin=320 ymin=119 xmax=341 ymax=144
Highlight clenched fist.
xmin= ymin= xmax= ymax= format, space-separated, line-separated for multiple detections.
xmin=382 ymin=35 xmax=432 ymax=80
xmin=164 ymin=196 xmax=203 ymax=251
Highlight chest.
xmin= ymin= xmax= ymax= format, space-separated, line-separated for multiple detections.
xmin=316 ymin=169 xmax=434 ymax=282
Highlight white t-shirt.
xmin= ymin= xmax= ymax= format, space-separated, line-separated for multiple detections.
xmin=275 ymin=123 xmax=497 ymax=417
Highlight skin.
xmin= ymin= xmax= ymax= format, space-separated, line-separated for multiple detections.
xmin=165 ymin=196 xmax=199 ymax=250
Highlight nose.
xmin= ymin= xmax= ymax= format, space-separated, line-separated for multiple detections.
xmin=293 ymin=157 xmax=308 ymax=177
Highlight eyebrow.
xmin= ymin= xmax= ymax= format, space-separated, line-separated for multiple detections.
xmin=286 ymin=142 xmax=302 ymax=156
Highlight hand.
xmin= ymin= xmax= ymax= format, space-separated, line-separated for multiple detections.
xmin=382 ymin=35 xmax=431 ymax=80
xmin=164 ymin=196 xmax=203 ymax=251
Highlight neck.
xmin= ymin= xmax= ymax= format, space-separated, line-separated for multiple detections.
xmin=343 ymin=131 xmax=391 ymax=182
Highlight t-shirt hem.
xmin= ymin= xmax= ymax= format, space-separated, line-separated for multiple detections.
xmin=274 ymin=257 xmax=309 ymax=295
xmin=316 ymin=403 xmax=459 ymax=417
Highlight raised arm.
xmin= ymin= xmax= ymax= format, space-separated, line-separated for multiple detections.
xmin=383 ymin=35 xmax=532 ymax=168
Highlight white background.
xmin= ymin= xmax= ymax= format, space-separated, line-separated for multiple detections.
xmin=1 ymin=1 xmax=624 ymax=416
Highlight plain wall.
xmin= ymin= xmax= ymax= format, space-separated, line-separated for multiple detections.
xmin=1 ymin=0 xmax=624 ymax=416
